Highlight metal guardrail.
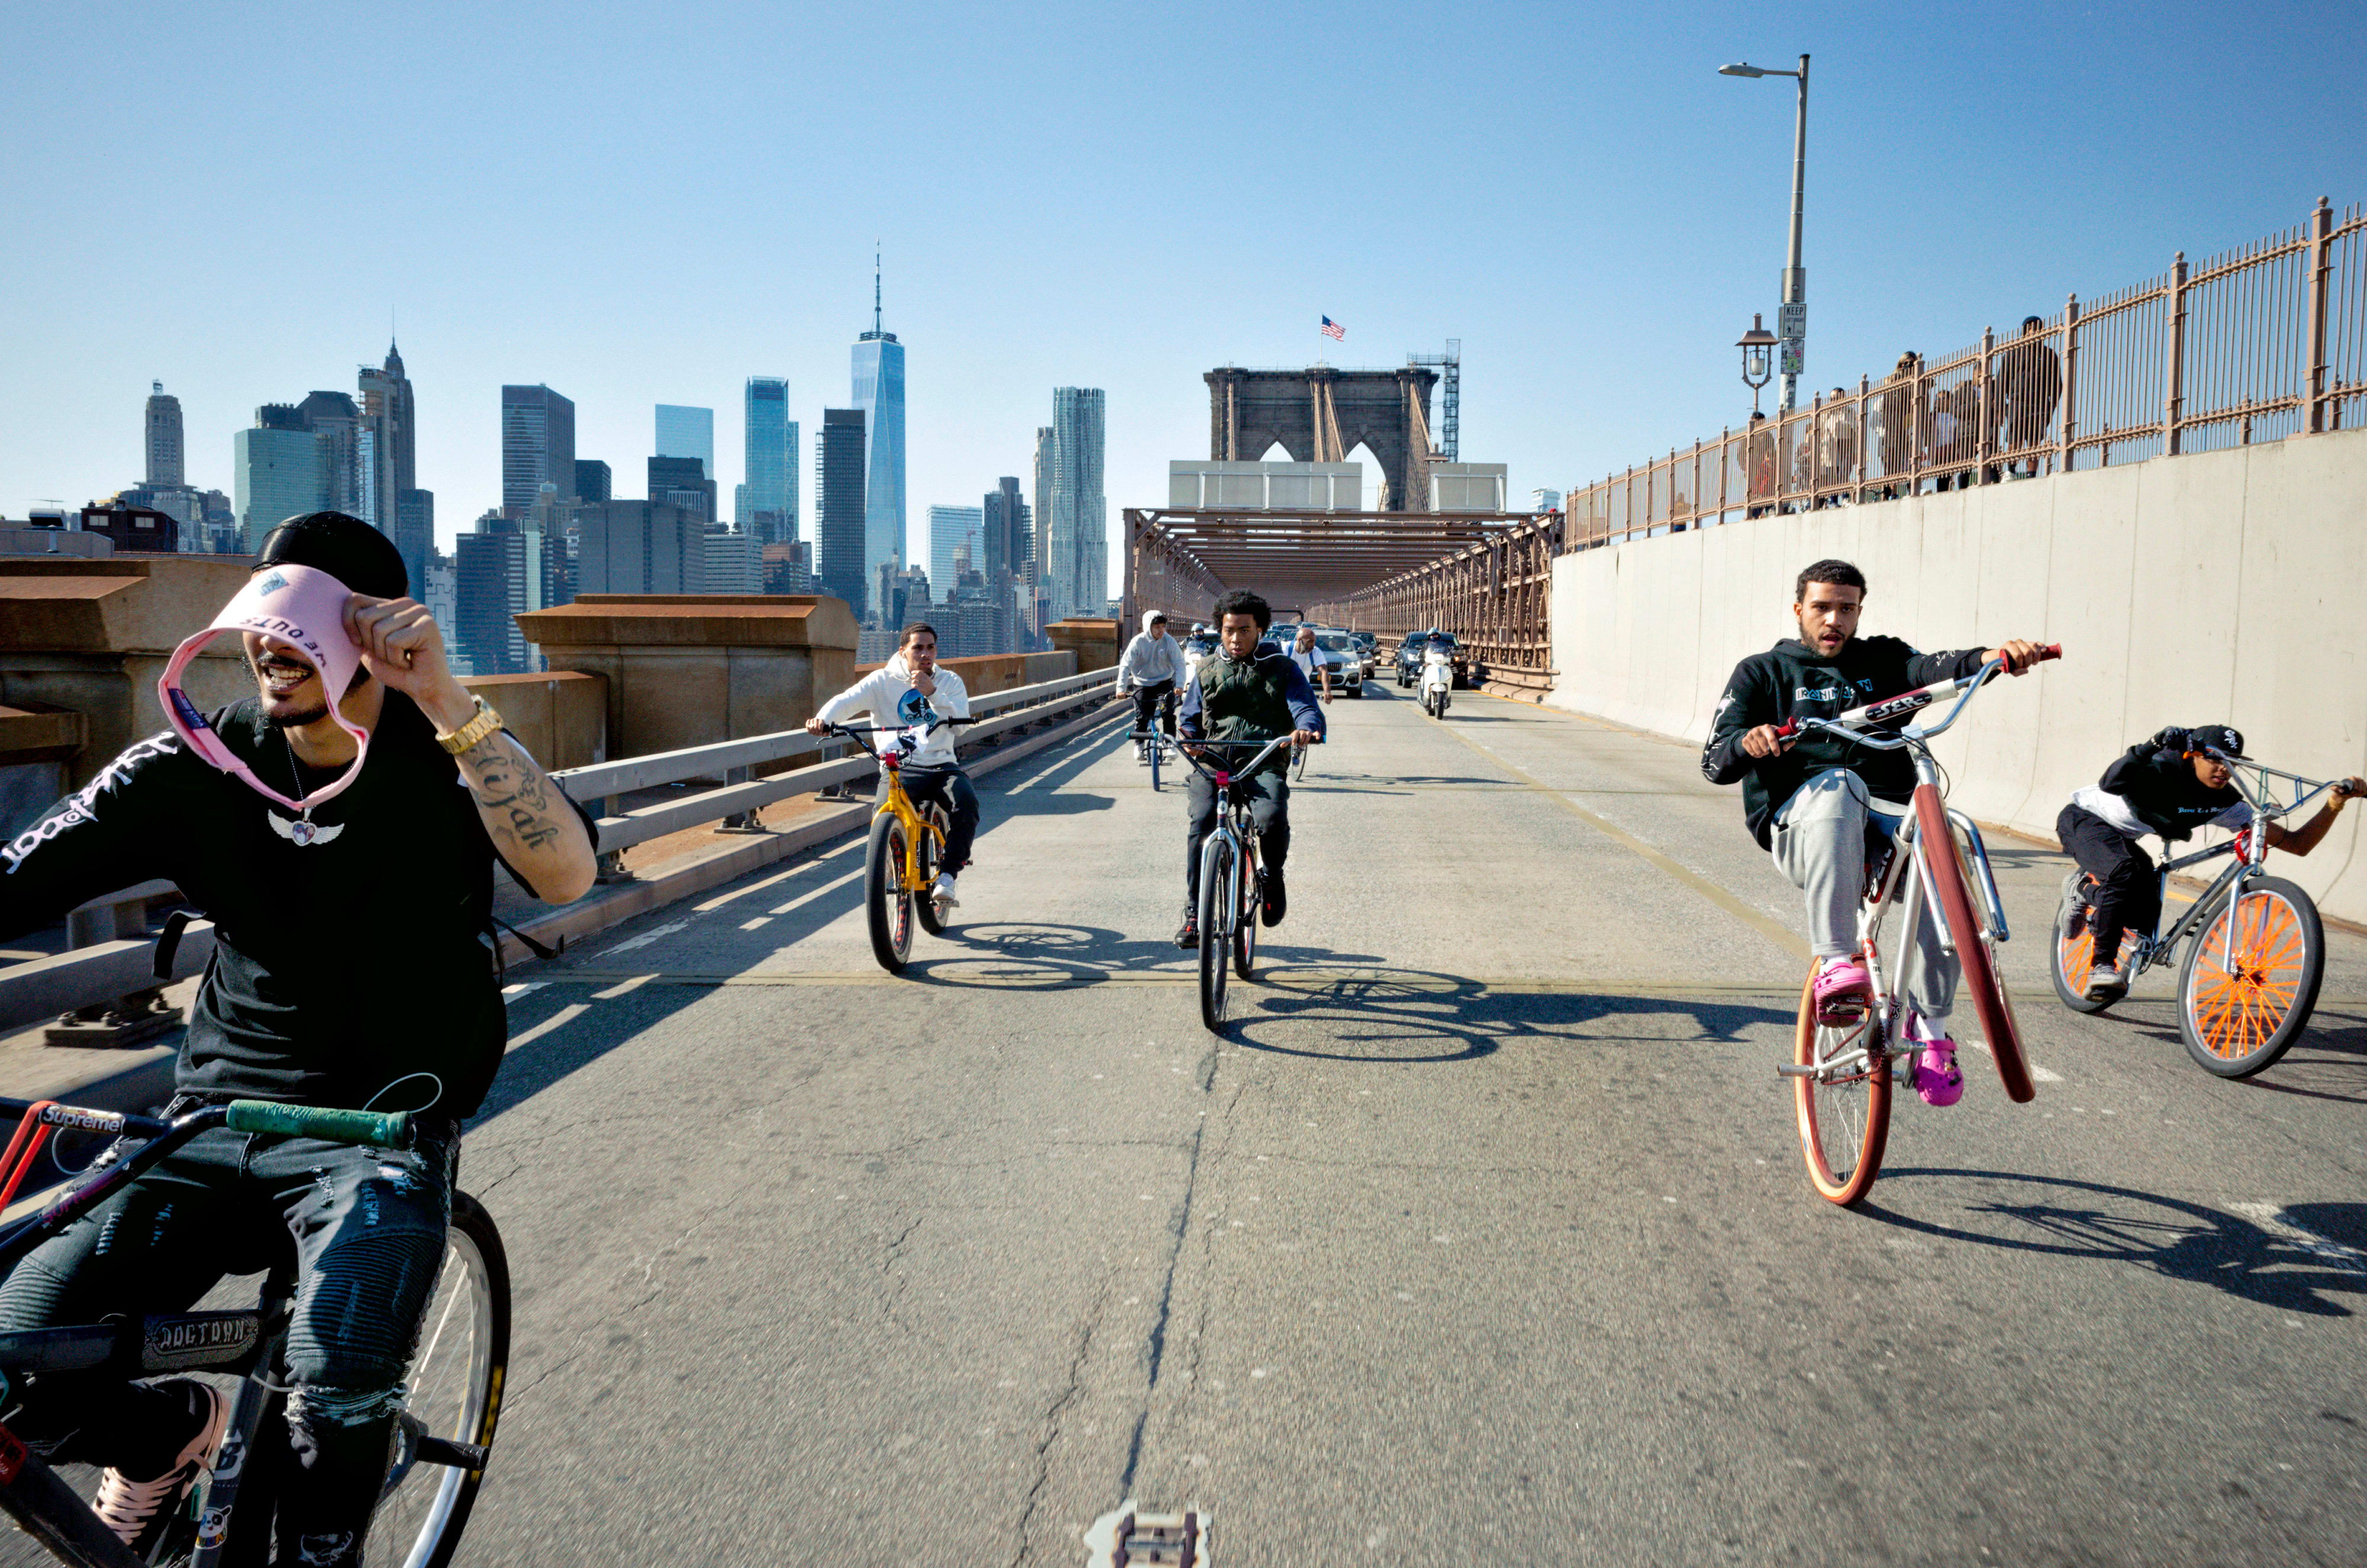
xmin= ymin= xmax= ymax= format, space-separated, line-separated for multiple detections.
xmin=0 ymin=669 xmax=1120 ymax=1032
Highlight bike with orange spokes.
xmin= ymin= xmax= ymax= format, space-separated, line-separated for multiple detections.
xmin=2051 ymin=750 xmax=2342 ymax=1077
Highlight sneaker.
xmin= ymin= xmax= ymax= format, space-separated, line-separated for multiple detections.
xmin=1813 ymin=955 xmax=1873 ymax=1023
xmin=1175 ymin=906 xmax=1199 ymax=948
xmin=931 ymin=873 xmax=959 ymax=917
xmin=2085 ymin=964 xmax=2128 ymax=1004
xmin=1260 ymin=866 xmax=1286 ymax=928
xmin=94 ymin=1380 xmax=229 ymax=1553
xmin=1908 ymin=1024 xmax=1965 ymax=1108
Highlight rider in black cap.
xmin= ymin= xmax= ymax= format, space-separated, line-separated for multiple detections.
xmin=0 ymin=511 xmax=597 ymax=1561
xmin=2058 ymin=724 xmax=2362 ymax=1002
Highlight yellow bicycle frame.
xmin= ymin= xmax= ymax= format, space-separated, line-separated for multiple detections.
xmin=872 ymin=763 xmax=947 ymax=894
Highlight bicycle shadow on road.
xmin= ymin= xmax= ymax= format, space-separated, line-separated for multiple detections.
xmin=2117 ymin=1007 xmax=2367 ymax=1105
xmin=1861 ymin=1169 xmax=2367 ymax=1317
xmin=1224 ymin=963 xmax=1793 ymax=1066
xmin=908 ymin=919 xmax=1259 ymax=987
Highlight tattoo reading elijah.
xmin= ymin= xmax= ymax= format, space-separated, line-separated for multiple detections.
xmin=460 ymin=734 xmax=568 ymax=853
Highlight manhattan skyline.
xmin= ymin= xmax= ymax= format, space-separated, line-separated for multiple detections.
xmin=4 ymin=2 xmax=2362 ymax=602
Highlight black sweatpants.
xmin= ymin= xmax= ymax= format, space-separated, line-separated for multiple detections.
xmin=1185 ymin=769 xmax=1288 ymax=910
xmin=1131 ymin=680 xmax=1178 ymax=738
xmin=891 ymin=764 xmax=979 ymax=872
xmin=2056 ymin=803 xmax=2159 ymax=964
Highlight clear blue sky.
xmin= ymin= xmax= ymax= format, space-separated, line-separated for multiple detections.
xmin=4 ymin=1 xmax=2360 ymax=593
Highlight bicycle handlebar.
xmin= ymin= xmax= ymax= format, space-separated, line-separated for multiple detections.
xmin=821 ymin=717 xmax=977 ymax=762
xmin=1176 ymin=733 xmax=1310 ymax=785
xmin=1775 ymin=644 xmax=2061 ymax=751
xmin=224 ymin=1101 xmax=411 ymax=1147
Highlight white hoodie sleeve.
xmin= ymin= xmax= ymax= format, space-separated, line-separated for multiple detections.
xmin=814 ymin=666 xmax=901 ymax=727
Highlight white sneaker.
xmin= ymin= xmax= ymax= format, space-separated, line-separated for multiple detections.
xmin=2085 ymin=964 xmax=2128 ymax=1002
xmin=932 ymin=873 xmax=960 ymax=915
xmin=94 ymin=1381 xmax=230 ymax=1551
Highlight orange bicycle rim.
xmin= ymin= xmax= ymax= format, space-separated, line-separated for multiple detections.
xmin=2191 ymin=893 xmax=2305 ymax=1060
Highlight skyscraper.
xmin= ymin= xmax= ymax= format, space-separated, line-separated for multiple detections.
xmin=741 ymin=378 xmax=796 ymax=543
xmin=574 ymin=460 xmax=611 ymax=504
xmin=576 ymin=502 xmax=704 ymax=595
xmin=357 ymin=343 xmax=414 ymax=532
xmin=983 ymin=476 xmax=1026 ymax=586
xmin=393 ymin=490 xmax=435 ymax=600
xmin=145 ymin=383 xmax=183 ymax=488
xmin=454 ymin=519 xmax=530 ymax=675
xmin=815 ymin=408 xmax=868 ymax=620
xmin=851 ymin=258 xmax=905 ymax=598
xmin=234 ymin=421 xmax=329 ymax=541
xmin=296 ymin=391 xmax=362 ymax=516
xmin=1047 ymin=389 xmax=1108 ymax=624
xmin=502 ymin=385 xmax=576 ymax=515
xmin=649 ymin=456 xmax=715 ymax=527
xmin=654 ymin=404 xmax=715 ymax=478
xmin=927 ymin=505 xmax=982 ymax=601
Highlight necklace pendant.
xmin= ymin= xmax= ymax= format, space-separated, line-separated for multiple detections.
xmin=290 ymin=815 xmax=317 ymax=847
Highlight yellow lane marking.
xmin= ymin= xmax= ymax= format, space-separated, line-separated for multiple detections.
xmin=1423 ymin=722 xmax=1810 ymax=962
xmin=526 ymin=967 xmax=1800 ymax=996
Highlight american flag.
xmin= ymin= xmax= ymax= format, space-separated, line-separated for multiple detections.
xmin=1321 ymin=316 xmax=1344 ymax=341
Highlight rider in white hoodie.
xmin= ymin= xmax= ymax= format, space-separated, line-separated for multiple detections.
xmin=1117 ymin=609 xmax=1189 ymax=764
xmin=807 ymin=622 xmax=975 ymax=912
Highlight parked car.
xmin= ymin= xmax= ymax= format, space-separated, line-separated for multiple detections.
xmin=1395 ymin=630 xmax=1468 ymax=689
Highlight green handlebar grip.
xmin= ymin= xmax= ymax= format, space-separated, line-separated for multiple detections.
xmin=225 ymin=1102 xmax=411 ymax=1147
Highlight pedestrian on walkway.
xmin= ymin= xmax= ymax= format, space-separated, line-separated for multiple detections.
xmin=1992 ymin=315 xmax=2062 ymax=478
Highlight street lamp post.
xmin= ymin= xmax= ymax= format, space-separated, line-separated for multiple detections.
xmin=1719 ymin=53 xmax=1810 ymax=412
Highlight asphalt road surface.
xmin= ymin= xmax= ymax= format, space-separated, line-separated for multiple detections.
xmin=18 ymin=682 xmax=2367 ymax=1566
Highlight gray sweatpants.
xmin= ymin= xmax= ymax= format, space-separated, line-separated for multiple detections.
xmin=1770 ymin=767 xmax=1955 ymax=1022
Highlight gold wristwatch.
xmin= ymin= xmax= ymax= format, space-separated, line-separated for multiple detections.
xmin=436 ymin=695 xmax=505 ymax=755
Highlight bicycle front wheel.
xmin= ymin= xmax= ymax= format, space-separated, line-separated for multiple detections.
xmin=371 ymin=1190 xmax=512 ymax=1568
xmin=2178 ymin=876 xmax=2325 ymax=1077
xmin=1198 ymin=835 xmax=1233 ymax=1032
xmin=915 ymin=802 xmax=951 ymax=936
xmin=2050 ymin=873 xmax=2114 ymax=1014
xmin=865 ymin=811 xmax=915 ymax=973
xmin=1792 ymin=961 xmax=1892 ymax=1205
xmin=1917 ymin=788 xmax=2035 ymax=1103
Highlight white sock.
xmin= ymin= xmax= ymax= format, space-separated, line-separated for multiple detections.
xmin=1908 ymin=1012 xmax=1949 ymax=1041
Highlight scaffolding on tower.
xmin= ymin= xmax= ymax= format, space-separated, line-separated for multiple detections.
xmin=1406 ymin=339 xmax=1460 ymax=460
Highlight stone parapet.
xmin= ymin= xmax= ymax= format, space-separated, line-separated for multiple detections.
xmin=517 ymin=594 xmax=860 ymax=760
xmin=0 ymin=556 xmax=257 ymax=788
xmin=1046 ymin=618 xmax=1121 ymax=672
xmin=853 ymin=650 xmax=1076 ymax=695
xmin=459 ymin=671 xmax=609 ymax=771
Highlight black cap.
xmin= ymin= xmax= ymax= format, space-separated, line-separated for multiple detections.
xmin=253 ymin=511 xmax=407 ymax=599
xmin=2192 ymin=724 xmax=2247 ymax=759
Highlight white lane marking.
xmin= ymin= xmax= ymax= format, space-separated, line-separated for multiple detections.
xmin=501 ymin=982 xmax=547 ymax=997
xmin=597 ymin=919 xmax=691 ymax=956
xmin=690 ymin=837 xmax=869 ymax=914
xmin=1960 ymin=1037 xmax=2065 ymax=1083
xmin=507 ymin=1004 xmax=587 ymax=1049
xmin=592 ymin=974 xmax=655 ymax=1001
xmin=769 ymin=867 xmax=866 ymax=916
xmin=2228 ymin=1203 xmax=2367 ymax=1277
xmin=741 ymin=917 xmax=772 ymax=931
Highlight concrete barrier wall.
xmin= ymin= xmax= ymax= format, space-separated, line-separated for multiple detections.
xmin=1549 ymin=427 xmax=2367 ymax=924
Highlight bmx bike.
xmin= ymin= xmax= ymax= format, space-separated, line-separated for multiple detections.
xmin=823 ymin=718 xmax=976 ymax=975
xmin=1775 ymin=646 xmax=2060 ymax=1205
xmin=2050 ymin=751 xmax=2349 ymax=1077
xmin=1177 ymin=734 xmax=1300 ymax=1033
xmin=0 ymin=1097 xmax=505 ymax=1568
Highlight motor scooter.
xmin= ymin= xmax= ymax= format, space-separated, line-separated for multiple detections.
xmin=1420 ymin=644 xmax=1454 ymax=718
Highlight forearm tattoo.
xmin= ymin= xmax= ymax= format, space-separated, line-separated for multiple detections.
xmin=458 ymin=733 xmax=576 ymax=856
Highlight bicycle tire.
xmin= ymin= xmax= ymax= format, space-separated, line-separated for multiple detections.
xmin=1291 ymin=744 xmax=1307 ymax=783
xmin=1198 ymin=835 xmax=1231 ymax=1031
xmin=369 ymin=1190 xmax=512 ymax=1568
xmin=1916 ymin=787 xmax=2035 ymax=1103
xmin=1148 ymin=733 xmax=1162 ymax=793
xmin=2177 ymin=875 xmax=2325 ymax=1077
xmin=1791 ymin=961 xmax=1892 ymax=1205
xmin=2050 ymin=873 xmax=2114 ymax=1014
xmin=865 ymin=812 xmax=914 ymax=974
xmin=915 ymin=803 xmax=951 ymax=936
xmin=1233 ymin=847 xmax=1258 ymax=981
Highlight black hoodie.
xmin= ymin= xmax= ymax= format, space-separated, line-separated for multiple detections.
xmin=1702 ymin=635 xmax=1988 ymax=847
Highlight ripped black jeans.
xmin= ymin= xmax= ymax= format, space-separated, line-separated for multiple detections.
xmin=0 ymin=1099 xmax=455 ymax=1564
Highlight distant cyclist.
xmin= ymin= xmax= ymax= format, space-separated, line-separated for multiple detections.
xmin=2057 ymin=724 xmax=2362 ymax=1001
xmin=1289 ymin=625 xmax=1334 ymax=702
xmin=1117 ymin=609 xmax=1189 ymax=765
xmin=808 ymin=621 xmax=975 ymax=918
xmin=1702 ymin=558 xmax=2046 ymax=1108
xmin=1174 ymin=590 xmax=1326 ymax=947
xmin=0 ymin=512 xmax=597 ymax=1562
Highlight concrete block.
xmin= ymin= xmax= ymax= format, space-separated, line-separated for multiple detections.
xmin=460 ymin=671 xmax=608 ymax=769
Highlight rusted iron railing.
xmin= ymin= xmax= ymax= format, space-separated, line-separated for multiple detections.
xmin=1566 ymin=196 xmax=2366 ymax=549
xmin=1308 ymin=513 xmax=1563 ymax=691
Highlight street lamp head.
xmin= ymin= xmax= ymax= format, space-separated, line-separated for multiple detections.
xmin=1719 ymin=62 xmax=1768 ymax=77
xmin=1738 ymin=313 xmax=1775 ymax=410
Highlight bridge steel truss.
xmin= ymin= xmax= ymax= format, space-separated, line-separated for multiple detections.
xmin=1123 ymin=506 xmax=1546 ymax=636
xmin=1305 ymin=511 xmax=1565 ymax=695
